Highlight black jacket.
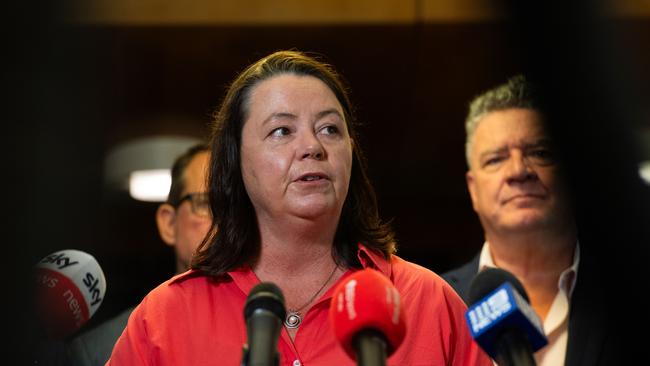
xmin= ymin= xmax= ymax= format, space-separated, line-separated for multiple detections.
xmin=442 ymin=251 xmax=620 ymax=366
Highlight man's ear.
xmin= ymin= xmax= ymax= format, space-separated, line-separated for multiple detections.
xmin=466 ymin=170 xmax=479 ymax=212
xmin=156 ymin=203 xmax=177 ymax=246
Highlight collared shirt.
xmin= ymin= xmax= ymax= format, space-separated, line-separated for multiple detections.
xmin=108 ymin=244 xmax=492 ymax=366
xmin=478 ymin=242 xmax=580 ymax=366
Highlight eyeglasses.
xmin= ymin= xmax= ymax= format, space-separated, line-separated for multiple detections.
xmin=176 ymin=192 xmax=211 ymax=218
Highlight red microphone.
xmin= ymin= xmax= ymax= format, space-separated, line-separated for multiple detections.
xmin=329 ymin=268 xmax=406 ymax=366
xmin=34 ymin=249 xmax=106 ymax=339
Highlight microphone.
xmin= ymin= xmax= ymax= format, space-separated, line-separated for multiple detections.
xmin=465 ymin=268 xmax=548 ymax=366
xmin=329 ymin=268 xmax=406 ymax=366
xmin=242 ymin=282 xmax=286 ymax=366
xmin=33 ymin=249 xmax=106 ymax=339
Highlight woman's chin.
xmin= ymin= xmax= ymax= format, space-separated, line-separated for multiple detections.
xmin=288 ymin=200 xmax=339 ymax=221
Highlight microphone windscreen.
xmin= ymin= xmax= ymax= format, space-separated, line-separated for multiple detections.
xmin=34 ymin=249 xmax=106 ymax=339
xmin=329 ymin=268 xmax=406 ymax=359
xmin=468 ymin=267 xmax=529 ymax=304
xmin=244 ymin=282 xmax=286 ymax=321
xmin=465 ymin=268 xmax=547 ymax=358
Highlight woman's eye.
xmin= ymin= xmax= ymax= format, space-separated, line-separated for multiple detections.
xmin=320 ymin=125 xmax=339 ymax=135
xmin=270 ymin=127 xmax=291 ymax=137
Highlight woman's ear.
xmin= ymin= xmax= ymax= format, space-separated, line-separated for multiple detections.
xmin=156 ymin=203 xmax=177 ymax=246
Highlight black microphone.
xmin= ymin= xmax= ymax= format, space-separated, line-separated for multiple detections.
xmin=465 ymin=268 xmax=548 ymax=366
xmin=241 ymin=282 xmax=286 ymax=366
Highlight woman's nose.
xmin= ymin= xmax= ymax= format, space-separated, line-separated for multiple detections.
xmin=299 ymin=132 xmax=325 ymax=160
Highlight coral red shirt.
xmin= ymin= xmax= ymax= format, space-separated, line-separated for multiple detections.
xmin=107 ymin=245 xmax=491 ymax=366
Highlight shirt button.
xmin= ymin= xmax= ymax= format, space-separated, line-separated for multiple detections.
xmin=293 ymin=360 xmax=301 ymax=366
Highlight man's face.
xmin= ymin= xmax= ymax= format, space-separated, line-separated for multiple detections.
xmin=466 ymin=108 xmax=573 ymax=236
xmin=156 ymin=151 xmax=212 ymax=273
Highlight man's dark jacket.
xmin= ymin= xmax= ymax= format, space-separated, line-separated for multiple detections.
xmin=442 ymin=251 xmax=620 ymax=366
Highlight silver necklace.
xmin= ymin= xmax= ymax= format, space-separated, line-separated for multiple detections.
xmin=285 ymin=264 xmax=338 ymax=329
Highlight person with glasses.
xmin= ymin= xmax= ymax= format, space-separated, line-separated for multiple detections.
xmin=156 ymin=144 xmax=212 ymax=275
xmin=67 ymin=143 xmax=212 ymax=366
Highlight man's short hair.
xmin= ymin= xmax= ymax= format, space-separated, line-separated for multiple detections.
xmin=167 ymin=143 xmax=209 ymax=206
xmin=465 ymin=75 xmax=539 ymax=167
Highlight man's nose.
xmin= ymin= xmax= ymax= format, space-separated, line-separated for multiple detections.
xmin=506 ymin=152 xmax=537 ymax=182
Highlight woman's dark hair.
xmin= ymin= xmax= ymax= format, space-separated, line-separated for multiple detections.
xmin=192 ymin=50 xmax=395 ymax=277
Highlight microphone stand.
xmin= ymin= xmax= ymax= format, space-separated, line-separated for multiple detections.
xmin=353 ymin=329 xmax=388 ymax=366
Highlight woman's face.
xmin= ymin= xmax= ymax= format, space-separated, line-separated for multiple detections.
xmin=240 ymin=74 xmax=353 ymax=224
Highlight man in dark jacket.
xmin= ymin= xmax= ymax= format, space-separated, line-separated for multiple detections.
xmin=67 ymin=143 xmax=212 ymax=366
xmin=443 ymin=75 xmax=618 ymax=366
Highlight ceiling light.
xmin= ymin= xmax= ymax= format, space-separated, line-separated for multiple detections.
xmin=129 ymin=169 xmax=172 ymax=202
xmin=104 ymin=135 xmax=202 ymax=202
xmin=640 ymin=161 xmax=650 ymax=185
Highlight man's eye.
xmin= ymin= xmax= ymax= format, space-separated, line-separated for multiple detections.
xmin=529 ymin=149 xmax=555 ymax=164
xmin=483 ymin=156 xmax=503 ymax=167
xmin=531 ymin=149 xmax=550 ymax=158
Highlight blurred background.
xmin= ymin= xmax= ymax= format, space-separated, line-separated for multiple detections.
xmin=6 ymin=0 xmax=649 ymax=360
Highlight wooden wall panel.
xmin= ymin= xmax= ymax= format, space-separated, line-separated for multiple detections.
xmin=67 ymin=0 xmax=649 ymax=25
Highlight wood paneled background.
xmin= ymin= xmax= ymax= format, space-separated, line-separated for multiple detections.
xmin=11 ymin=1 xmax=649 ymax=332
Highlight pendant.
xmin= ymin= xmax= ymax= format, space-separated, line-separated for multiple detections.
xmin=285 ymin=311 xmax=302 ymax=329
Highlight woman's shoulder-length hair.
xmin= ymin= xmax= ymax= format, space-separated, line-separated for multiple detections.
xmin=192 ymin=50 xmax=396 ymax=277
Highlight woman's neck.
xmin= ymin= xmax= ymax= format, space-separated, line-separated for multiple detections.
xmin=253 ymin=213 xmax=339 ymax=274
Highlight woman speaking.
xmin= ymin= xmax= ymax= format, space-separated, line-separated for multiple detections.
xmin=108 ymin=50 xmax=490 ymax=366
